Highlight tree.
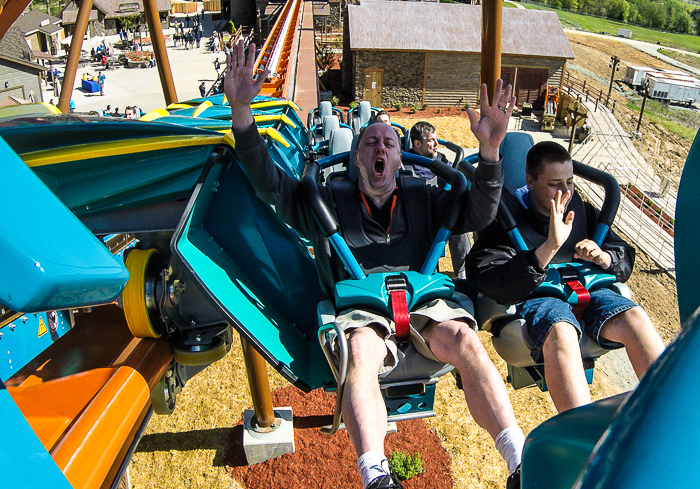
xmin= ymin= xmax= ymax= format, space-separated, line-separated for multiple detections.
xmin=674 ymin=8 xmax=692 ymax=33
xmin=609 ymin=0 xmax=631 ymax=21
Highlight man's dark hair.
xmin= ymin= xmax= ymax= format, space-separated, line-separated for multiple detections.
xmin=526 ymin=141 xmax=572 ymax=179
xmin=410 ymin=121 xmax=436 ymax=145
xmin=375 ymin=109 xmax=389 ymax=121
xmin=125 ymin=106 xmax=135 ymax=113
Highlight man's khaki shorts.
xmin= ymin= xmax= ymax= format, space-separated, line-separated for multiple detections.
xmin=333 ymin=295 xmax=476 ymax=376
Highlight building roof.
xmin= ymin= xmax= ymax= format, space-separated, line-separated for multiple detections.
xmin=0 ymin=25 xmax=46 ymax=72
xmin=62 ymin=0 xmax=171 ymax=24
xmin=348 ymin=2 xmax=574 ymax=59
xmin=14 ymin=9 xmax=63 ymax=37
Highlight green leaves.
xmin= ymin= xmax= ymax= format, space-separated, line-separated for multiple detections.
xmin=388 ymin=451 xmax=425 ymax=481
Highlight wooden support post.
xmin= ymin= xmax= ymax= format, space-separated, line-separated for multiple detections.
xmin=59 ymin=0 xmax=93 ymax=113
xmin=143 ymin=0 xmax=178 ymax=105
xmin=567 ymin=103 xmax=587 ymax=154
xmin=481 ymin=0 xmax=503 ymax=104
xmin=636 ymin=80 xmax=650 ymax=133
xmin=241 ymin=338 xmax=275 ymax=429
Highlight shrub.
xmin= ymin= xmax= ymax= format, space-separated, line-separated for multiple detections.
xmin=395 ymin=102 xmax=403 ymax=110
xmin=412 ymin=103 xmax=422 ymax=113
xmin=349 ymin=101 xmax=358 ymax=109
xmin=388 ymin=451 xmax=424 ymax=481
xmin=670 ymin=218 xmax=675 ymax=225
xmin=422 ymin=103 xmax=428 ymax=110
xmin=463 ymin=102 xmax=471 ymax=110
xmin=645 ymin=198 xmax=653 ymax=206
xmin=330 ymin=96 xmax=340 ymax=107
xmin=436 ymin=108 xmax=441 ymax=114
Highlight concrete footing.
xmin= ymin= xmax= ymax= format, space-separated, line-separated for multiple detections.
xmin=243 ymin=407 xmax=295 ymax=465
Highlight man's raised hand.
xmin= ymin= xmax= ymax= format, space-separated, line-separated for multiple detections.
xmin=466 ymin=79 xmax=516 ymax=163
xmin=225 ymin=41 xmax=270 ymax=129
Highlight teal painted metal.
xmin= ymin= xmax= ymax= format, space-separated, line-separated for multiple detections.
xmin=0 ymin=310 xmax=72 ymax=381
xmin=334 ymin=272 xmax=454 ymax=315
xmin=0 ymin=136 xmax=128 ymax=312
xmin=536 ymin=263 xmax=616 ymax=304
xmin=0 ymin=383 xmax=73 ymax=488
xmin=384 ymin=383 xmax=436 ymax=418
xmin=675 ymin=131 xmax=700 ymax=323
xmin=173 ymin=156 xmax=333 ymax=391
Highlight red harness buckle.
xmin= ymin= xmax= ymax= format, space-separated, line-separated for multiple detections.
xmin=386 ymin=276 xmax=410 ymax=342
xmin=565 ymin=280 xmax=591 ymax=320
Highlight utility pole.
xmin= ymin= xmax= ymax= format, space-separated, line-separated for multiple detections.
xmin=567 ymin=103 xmax=588 ymax=154
xmin=636 ymin=78 xmax=651 ymax=134
xmin=607 ymin=55 xmax=620 ymax=105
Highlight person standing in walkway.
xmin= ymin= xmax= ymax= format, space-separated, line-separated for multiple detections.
xmin=199 ymin=82 xmax=206 ymax=97
xmin=99 ymin=72 xmax=106 ymax=96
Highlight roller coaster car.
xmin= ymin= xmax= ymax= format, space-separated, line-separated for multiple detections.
xmin=307 ymin=148 xmax=473 ymax=432
xmin=306 ymin=114 xmax=354 ymax=156
xmin=307 ymin=100 xmax=345 ymax=128
xmin=470 ymin=133 xmax=627 ymax=391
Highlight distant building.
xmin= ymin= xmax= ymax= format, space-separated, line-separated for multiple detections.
xmin=345 ymin=2 xmax=574 ymax=109
xmin=0 ymin=25 xmax=45 ymax=103
xmin=14 ymin=9 xmax=65 ymax=56
xmin=60 ymin=0 xmax=171 ymax=38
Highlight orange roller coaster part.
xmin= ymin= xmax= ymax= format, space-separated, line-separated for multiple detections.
xmin=254 ymin=0 xmax=303 ymax=99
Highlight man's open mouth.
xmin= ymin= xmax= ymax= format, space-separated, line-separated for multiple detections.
xmin=373 ymin=157 xmax=386 ymax=176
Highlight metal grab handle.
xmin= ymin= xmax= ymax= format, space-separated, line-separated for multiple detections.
xmin=318 ymin=322 xmax=349 ymax=435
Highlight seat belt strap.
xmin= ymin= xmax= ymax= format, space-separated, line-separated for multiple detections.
xmin=386 ymin=276 xmax=410 ymax=342
xmin=565 ymin=280 xmax=591 ymax=319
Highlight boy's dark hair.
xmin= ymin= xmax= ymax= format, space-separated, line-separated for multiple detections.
xmin=375 ymin=109 xmax=389 ymax=120
xmin=526 ymin=141 xmax=572 ymax=179
xmin=409 ymin=121 xmax=436 ymax=145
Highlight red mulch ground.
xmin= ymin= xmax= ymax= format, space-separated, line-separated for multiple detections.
xmin=336 ymin=106 xmax=471 ymax=120
xmin=225 ymin=386 xmax=452 ymax=489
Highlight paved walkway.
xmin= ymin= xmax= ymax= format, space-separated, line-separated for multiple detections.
xmin=41 ymin=29 xmax=227 ymax=114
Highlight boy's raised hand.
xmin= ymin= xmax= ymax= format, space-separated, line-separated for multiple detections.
xmin=467 ymin=79 xmax=516 ymax=163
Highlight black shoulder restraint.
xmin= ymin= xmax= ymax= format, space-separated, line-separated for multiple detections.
xmin=328 ymin=174 xmax=434 ymax=275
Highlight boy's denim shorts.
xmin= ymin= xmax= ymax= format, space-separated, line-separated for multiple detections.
xmin=516 ymin=288 xmax=637 ymax=363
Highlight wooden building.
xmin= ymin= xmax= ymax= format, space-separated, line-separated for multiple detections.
xmin=14 ymin=10 xmax=65 ymax=57
xmin=0 ymin=25 xmax=46 ymax=104
xmin=60 ymin=0 xmax=171 ymax=37
xmin=347 ymin=2 xmax=574 ymax=109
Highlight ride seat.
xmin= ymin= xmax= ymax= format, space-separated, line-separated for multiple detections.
xmin=329 ymin=127 xmax=353 ymax=155
xmin=311 ymin=146 xmax=470 ymax=431
xmin=349 ymin=101 xmax=375 ymax=134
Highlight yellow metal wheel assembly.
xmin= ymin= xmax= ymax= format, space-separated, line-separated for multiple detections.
xmin=173 ymin=336 xmax=227 ymax=366
xmin=123 ymin=248 xmax=165 ymax=338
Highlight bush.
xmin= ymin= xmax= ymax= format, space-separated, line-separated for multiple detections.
xmin=395 ymin=102 xmax=403 ymax=110
xmin=412 ymin=102 xmax=422 ymax=113
xmin=422 ymin=103 xmax=428 ymax=110
xmin=388 ymin=451 xmax=424 ymax=481
xmin=349 ymin=101 xmax=358 ymax=109
xmin=330 ymin=96 xmax=340 ymax=107
xmin=463 ymin=102 xmax=471 ymax=110
xmin=436 ymin=108 xmax=441 ymax=114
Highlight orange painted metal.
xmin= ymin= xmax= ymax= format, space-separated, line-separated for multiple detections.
xmin=481 ymin=0 xmax=503 ymax=104
xmin=59 ymin=0 xmax=94 ymax=113
xmin=254 ymin=0 xmax=303 ymax=99
xmin=6 ymin=306 xmax=173 ymax=489
xmin=143 ymin=0 xmax=178 ymax=105
xmin=52 ymin=367 xmax=150 ymax=489
xmin=241 ymin=338 xmax=275 ymax=428
xmin=0 ymin=0 xmax=33 ymax=40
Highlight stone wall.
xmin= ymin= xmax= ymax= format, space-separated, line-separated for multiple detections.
xmin=353 ymin=50 xmax=423 ymax=107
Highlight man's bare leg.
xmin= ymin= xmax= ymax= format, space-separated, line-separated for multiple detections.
xmin=341 ymin=326 xmax=397 ymax=488
xmin=421 ymin=319 xmax=523 ymax=474
xmin=541 ymin=321 xmax=591 ymax=412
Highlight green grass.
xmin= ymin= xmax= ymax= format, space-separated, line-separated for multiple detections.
xmin=658 ymin=48 xmax=700 ymax=70
xmin=504 ymin=1 xmax=519 ymax=7
xmin=627 ymin=99 xmax=700 ymax=142
xmin=521 ymin=2 xmax=700 ymax=53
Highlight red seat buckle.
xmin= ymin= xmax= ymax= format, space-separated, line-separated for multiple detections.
xmin=565 ymin=280 xmax=591 ymax=319
xmin=386 ymin=276 xmax=410 ymax=342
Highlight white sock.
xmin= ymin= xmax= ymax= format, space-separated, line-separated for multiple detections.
xmin=357 ymin=451 xmax=392 ymax=488
xmin=494 ymin=426 xmax=525 ymax=474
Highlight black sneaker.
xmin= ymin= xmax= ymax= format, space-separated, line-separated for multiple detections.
xmin=366 ymin=473 xmax=403 ymax=489
xmin=506 ymin=464 xmax=521 ymax=489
